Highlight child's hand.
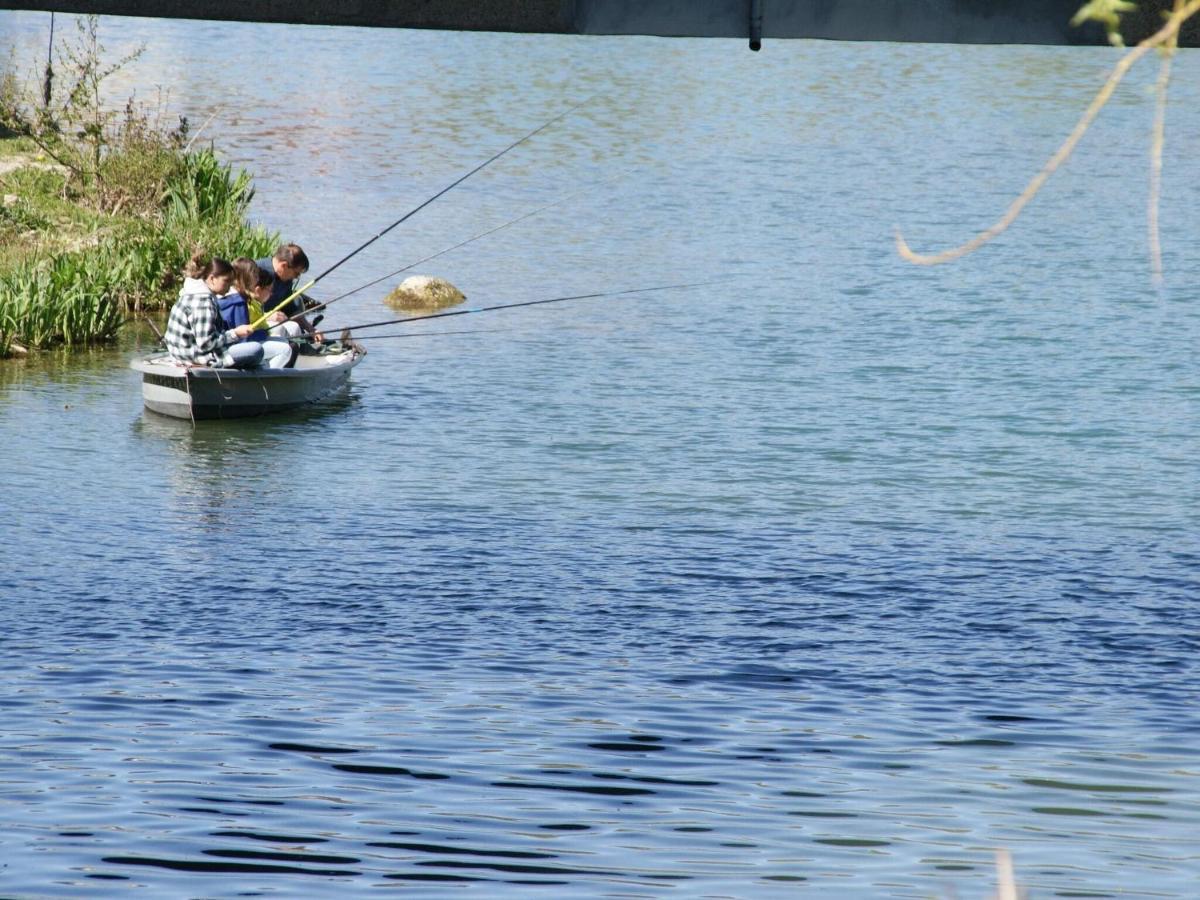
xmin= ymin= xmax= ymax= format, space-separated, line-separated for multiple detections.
xmin=268 ymin=312 xmax=286 ymax=325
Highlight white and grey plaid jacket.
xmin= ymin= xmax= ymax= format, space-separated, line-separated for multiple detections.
xmin=164 ymin=279 xmax=238 ymax=365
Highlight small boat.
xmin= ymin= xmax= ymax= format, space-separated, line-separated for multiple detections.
xmin=130 ymin=342 xmax=366 ymax=420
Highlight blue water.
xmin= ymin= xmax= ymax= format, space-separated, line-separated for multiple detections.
xmin=2 ymin=12 xmax=1199 ymax=897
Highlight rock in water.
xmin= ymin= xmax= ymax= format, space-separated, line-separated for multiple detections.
xmin=384 ymin=275 xmax=466 ymax=312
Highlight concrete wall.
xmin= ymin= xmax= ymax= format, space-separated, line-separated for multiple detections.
xmin=2 ymin=1 xmax=577 ymax=33
xmin=3 ymin=0 xmax=1196 ymax=47
xmin=575 ymin=0 xmax=1099 ymax=45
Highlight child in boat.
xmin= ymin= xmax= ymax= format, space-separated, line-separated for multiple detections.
xmin=219 ymin=258 xmax=298 ymax=369
xmin=164 ymin=252 xmax=262 ymax=368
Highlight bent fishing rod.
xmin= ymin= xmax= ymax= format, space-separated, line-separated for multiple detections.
xmin=252 ymin=97 xmax=592 ymax=331
xmin=294 ymin=139 xmax=751 ymax=325
xmin=294 ymin=281 xmax=714 ymax=341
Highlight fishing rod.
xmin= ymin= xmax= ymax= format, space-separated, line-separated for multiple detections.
xmin=328 ymin=328 xmax=500 ymax=341
xmin=252 ymin=97 xmax=591 ymax=331
xmin=289 ymin=166 xmax=634 ymax=322
xmin=297 ymin=281 xmax=714 ymax=339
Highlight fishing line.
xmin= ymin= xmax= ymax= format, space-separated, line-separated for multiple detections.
xmin=299 ymin=97 xmax=593 ymax=295
xmin=305 ymin=281 xmax=714 ymax=338
xmin=285 ymin=136 xmax=751 ymax=330
xmin=333 ymin=328 xmax=502 ymax=341
xmin=296 ymin=165 xmax=634 ymax=319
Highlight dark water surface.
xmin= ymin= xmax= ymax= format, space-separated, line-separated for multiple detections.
xmin=2 ymin=13 xmax=1199 ymax=897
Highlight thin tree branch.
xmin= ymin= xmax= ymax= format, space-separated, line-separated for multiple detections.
xmin=1148 ymin=1 xmax=1182 ymax=287
xmin=896 ymin=0 xmax=1200 ymax=267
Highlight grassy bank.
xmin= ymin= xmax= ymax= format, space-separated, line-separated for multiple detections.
xmin=0 ymin=15 xmax=278 ymax=358
xmin=0 ymin=140 xmax=279 ymax=358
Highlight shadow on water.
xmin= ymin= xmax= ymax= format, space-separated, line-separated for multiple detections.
xmin=132 ymin=391 xmax=361 ymax=443
xmin=129 ymin=391 xmax=362 ymax=517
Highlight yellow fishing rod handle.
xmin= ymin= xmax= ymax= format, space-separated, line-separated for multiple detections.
xmin=248 ymin=279 xmax=316 ymax=331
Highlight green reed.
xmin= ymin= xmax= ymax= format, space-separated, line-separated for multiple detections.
xmin=0 ymin=253 xmax=122 ymax=349
xmin=162 ymin=146 xmax=256 ymax=223
xmin=0 ymin=147 xmax=278 ymax=354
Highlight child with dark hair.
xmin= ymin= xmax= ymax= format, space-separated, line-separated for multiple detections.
xmin=220 ymin=257 xmax=273 ymax=342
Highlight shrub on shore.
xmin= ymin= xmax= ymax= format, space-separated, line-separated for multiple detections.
xmin=0 ymin=145 xmax=278 ymax=355
xmin=0 ymin=15 xmax=278 ymax=356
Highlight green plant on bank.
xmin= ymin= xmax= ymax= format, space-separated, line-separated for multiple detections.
xmin=0 ymin=14 xmax=279 ymax=357
xmin=0 ymin=15 xmax=188 ymax=216
xmin=162 ymin=147 xmax=257 ymax=223
xmin=0 ymin=253 xmax=123 ymax=348
xmin=0 ymin=194 xmax=50 ymax=239
xmin=896 ymin=0 xmax=1198 ymax=286
xmin=0 ymin=147 xmax=278 ymax=353
xmin=0 ymin=149 xmax=115 ymax=273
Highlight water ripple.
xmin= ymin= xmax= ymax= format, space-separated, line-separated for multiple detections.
xmin=1 ymin=14 xmax=1198 ymax=898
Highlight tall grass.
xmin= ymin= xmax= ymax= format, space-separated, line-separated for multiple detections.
xmin=0 ymin=16 xmax=278 ymax=357
xmin=0 ymin=254 xmax=122 ymax=349
xmin=162 ymin=147 xmax=256 ymax=222
xmin=0 ymin=147 xmax=278 ymax=353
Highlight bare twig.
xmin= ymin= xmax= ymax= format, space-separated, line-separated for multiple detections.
xmin=183 ymin=107 xmax=221 ymax=153
xmin=1148 ymin=0 xmax=1183 ymax=287
xmin=994 ymin=849 xmax=1019 ymax=900
xmin=896 ymin=0 xmax=1200 ymax=267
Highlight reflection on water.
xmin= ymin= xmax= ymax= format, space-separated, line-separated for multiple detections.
xmin=2 ymin=10 xmax=1200 ymax=899
xmin=0 ymin=323 xmax=161 ymax=394
xmin=0 ymin=346 xmax=125 ymax=391
xmin=131 ymin=392 xmax=363 ymax=520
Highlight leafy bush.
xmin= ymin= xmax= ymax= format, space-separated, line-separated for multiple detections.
xmin=162 ymin=147 xmax=255 ymax=223
xmin=0 ymin=15 xmax=188 ymax=216
xmin=0 ymin=17 xmax=279 ymax=355
xmin=0 ymin=252 xmax=122 ymax=349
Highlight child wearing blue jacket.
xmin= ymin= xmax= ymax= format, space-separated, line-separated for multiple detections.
xmin=218 ymin=258 xmax=297 ymax=369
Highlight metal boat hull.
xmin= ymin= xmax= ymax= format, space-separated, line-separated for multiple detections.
xmin=130 ymin=346 xmax=365 ymax=420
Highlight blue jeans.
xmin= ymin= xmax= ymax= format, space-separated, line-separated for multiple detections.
xmin=220 ymin=342 xmax=264 ymax=368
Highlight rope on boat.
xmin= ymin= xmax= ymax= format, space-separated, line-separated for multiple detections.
xmin=184 ymin=370 xmax=196 ymax=427
xmin=211 ymin=368 xmax=232 ymax=402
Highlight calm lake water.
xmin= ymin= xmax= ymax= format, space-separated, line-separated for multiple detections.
xmin=2 ymin=12 xmax=1199 ymax=897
